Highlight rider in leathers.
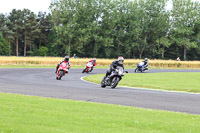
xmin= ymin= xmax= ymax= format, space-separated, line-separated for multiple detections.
xmin=105 ymin=56 xmax=124 ymax=77
xmin=142 ymin=58 xmax=148 ymax=70
xmin=55 ymin=55 xmax=71 ymax=73
xmin=88 ymin=58 xmax=97 ymax=72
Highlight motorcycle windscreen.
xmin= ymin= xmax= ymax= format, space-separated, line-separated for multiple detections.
xmin=118 ymin=67 xmax=124 ymax=75
xmin=61 ymin=63 xmax=68 ymax=68
xmin=87 ymin=62 xmax=93 ymax=67
xmin=138 ymin=62 xmax=144 ymax=67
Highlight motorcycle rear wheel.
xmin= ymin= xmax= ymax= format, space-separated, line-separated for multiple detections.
xmin=135 ymin=68 xmax=138 ymax=73
xmin=111 ymin=77 xmax=120 ymax=89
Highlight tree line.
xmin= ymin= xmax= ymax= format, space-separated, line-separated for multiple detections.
xmin=0 ymin=0 xmax=200 ymax=60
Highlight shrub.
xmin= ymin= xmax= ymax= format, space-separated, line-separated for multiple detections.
xmin=38 ymin=46 xmax=48 ymax=56
xmin=26 ymin=51 xmax=34 ymax=56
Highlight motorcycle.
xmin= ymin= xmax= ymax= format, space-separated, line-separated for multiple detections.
xmin=56 ymin=62 xmax=69 ymax=80
xmin=135 ymin=61 xmax=147 ymax=73
xmin=82 ymin=62 xmax=94 ymax=73
xmin=101 ymin=66 xmax=128 ymax=89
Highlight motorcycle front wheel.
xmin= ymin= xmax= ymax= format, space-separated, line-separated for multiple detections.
xmin=82 ymin=68 xmax=86 ymax=73
xmin=111 ymin=77 xmax=120 ymax=89
xmin=101 ymin=77 xmax=106 ymax=88
xmin=58 ymin=71 xmax=64 ymax=80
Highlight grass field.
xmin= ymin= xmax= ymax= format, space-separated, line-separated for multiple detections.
xmin=0 ymin=93 xmax=200 ymax=133
xmin=0 ymin=56 xmax=200 ymax=69
xmin=84 ymin=72 xmax=200 ymax=93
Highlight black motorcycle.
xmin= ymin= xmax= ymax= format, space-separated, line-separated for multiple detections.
xmin=101 ymin=66 xmax=128 ymax=89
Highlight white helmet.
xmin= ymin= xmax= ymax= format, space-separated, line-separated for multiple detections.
xmin=118 ymin=56 xmax=124 ymax=64
xmin=92 ymin=58 xmax=96 ymax=63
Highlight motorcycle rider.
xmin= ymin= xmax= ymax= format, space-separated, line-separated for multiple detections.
xmin=88 ymin=58 xmax=97 ymax=72
xmin=55 ymin=55 xmax=71 ymax=73
xmin=142 ymin=58 xmax=149 ymax=70
xmin=105 ymin=56 xmax=124 ymax=77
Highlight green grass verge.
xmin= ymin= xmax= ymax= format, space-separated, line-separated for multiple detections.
xmin=0 ymin=93 xmax=200 ymax=133
xmin=84 ymin=72 xmax=200 ymax=93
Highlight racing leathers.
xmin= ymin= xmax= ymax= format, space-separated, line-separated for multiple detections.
xmin=55 ymin=59 xmax=71 ymax=73
xmin=88 ymin=59 xmax=97 ymax=72
xmin=142 ymin=60 xmax=148 ymax=70
xmin=105 ymin=60 xmax=124 ymax=77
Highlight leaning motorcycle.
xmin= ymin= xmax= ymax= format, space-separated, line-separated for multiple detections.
xmin=56 ymin=62 xmax=69 ymax=80
xmin=135 ymin=61 xmax=147 ymax=73
xmin=82 ymin=62 xmax=94 ymax=73
xmin=101 ymin=66 xmax=128 ymax=89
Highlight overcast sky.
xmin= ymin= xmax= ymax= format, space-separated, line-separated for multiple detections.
xmin=0 ymin=0 xmax=199 ymax=14
xmin=0 ymin=0 xmax=51 ymax=14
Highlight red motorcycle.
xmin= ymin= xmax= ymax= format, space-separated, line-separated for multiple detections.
xmin=56 ymin=62 xmax=69 ymax=80
xmin=82 ymin=62 xmax=94 ymax=73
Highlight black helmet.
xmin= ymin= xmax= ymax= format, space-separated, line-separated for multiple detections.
xmin=64 ymin=55 xmax=69 ymax=61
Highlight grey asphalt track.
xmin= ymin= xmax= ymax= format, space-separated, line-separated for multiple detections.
xmin=0 ymin=68 xmax=200 ymax=115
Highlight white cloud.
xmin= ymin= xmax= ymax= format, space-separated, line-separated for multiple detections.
xmin=0 ymin=0 xmax=51 ymax=14
xmin=166 ymin=0 xmax=200 ymax=11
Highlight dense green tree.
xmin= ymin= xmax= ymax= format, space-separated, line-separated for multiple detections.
xmin=156 ymin=37 xmax=171 ymax=58
xmin=26 ymin=12 xmax=40 ymax=53
xmin=8 ymin=9 xmax=25 ymax=56
xmin=171 ymin=0 xmax=199 ymax=60
xmin=50 ymin=0 xmax=80 ymax=57
xmin=133 ymin=0 xmax=169 ymax=58
xmin=0 ymin=14 xmax=14 ymax=55
xmin=0 ymin=32 xmax=10 ymax=55
xmin=37 ymin=12 xmax=52 ymax=48
xmin=22 ymin=9 xmax=33 ymax=56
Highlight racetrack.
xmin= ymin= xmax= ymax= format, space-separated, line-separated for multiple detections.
xmin=0 ymin=68 xmax=200 ymax=115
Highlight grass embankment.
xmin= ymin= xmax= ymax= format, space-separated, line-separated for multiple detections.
xmin=0 ymin=56 xmax=200 ymax=69
xmin=0 ymin=93 xmax=200 ymax=133
xmin=84 ymin=72 xmax=200 ymax=93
